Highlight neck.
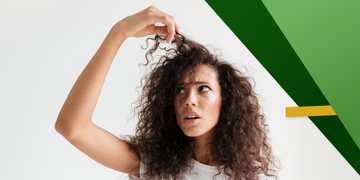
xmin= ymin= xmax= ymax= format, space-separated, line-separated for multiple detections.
xmin=192 ymin=128 xmax=217 ymax=166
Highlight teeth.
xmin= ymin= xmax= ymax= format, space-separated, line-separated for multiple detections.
xmin=186 ymin=115 xmax=197 ymax=118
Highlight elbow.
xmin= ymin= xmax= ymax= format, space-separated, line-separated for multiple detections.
xmin=55 ymin=115 xmax=90 ymax=140
xmin=55 ymin=116 xmax=69 ymax=137
xmin=55 ymin=116 xmax=76 ymax=139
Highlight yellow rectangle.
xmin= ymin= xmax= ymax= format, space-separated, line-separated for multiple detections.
xmin=286 ymin=105 xmax=336 ymax=117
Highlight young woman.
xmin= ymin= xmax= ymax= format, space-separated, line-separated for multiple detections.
xmin=55 ymin=6 xmax=277 ymax=180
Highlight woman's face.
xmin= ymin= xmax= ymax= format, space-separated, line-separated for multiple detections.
xmin=174 ymin=64 xmax=222 ymax=137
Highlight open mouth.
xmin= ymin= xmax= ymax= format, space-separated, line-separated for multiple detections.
xmin=185 ymin=115 xmax=200 ymax=120
xmin=184 ymin=115 xmax=201 ymax=125
xmin=183 ymin=111 xmax=201 ymax=125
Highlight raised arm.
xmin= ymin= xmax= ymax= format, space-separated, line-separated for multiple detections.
xmin=55 ymin=6 xmax=179 ymax=177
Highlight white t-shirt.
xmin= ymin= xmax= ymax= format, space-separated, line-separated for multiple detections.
xmin=128 ymin=159 xmax=266 ymax=180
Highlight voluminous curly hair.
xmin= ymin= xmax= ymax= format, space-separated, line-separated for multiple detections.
xmin=125 ymin=34 xmax=278 ymax=180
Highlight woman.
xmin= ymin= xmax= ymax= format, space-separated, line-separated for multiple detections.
xmin=55 ymin=6 xmax=277 ymax=180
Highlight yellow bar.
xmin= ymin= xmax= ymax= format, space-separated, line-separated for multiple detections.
xmin=286 ymin=105 xmax=337 ymax=117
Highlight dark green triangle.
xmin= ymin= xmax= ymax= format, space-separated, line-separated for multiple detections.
xmin=205 ymin=0 xmax=360 ymax=175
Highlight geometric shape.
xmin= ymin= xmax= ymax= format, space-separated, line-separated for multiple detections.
xmin=261 ymin=0 xmax=360 ymax=150
xmin=311 ymin=116 xmax=360 ymax=176
xmin=205 ymin=0 xmax=360 ymax=176
xmin=286 ymin=105 xmax=336 ymax=117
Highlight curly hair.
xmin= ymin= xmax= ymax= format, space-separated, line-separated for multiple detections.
xmin=125 ymin=34 xmax=278 ymax=180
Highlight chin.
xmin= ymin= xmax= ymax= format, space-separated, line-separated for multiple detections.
xmin=183 ymin=132 xmax=200 ymax=137
xmin=177 ymin=121 xmax=217 ymax=138
xmin=181 ymin=127 xmax=209 ymax=138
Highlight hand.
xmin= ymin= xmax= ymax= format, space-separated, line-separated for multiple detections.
xmin=114 ymin=6 xmax=180 ymax=43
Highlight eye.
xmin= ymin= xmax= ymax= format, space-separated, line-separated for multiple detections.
xmin=199 ymin=86 xmax=210 ymax=92
xmin=176 ymin=87 xmax=185 ymax=94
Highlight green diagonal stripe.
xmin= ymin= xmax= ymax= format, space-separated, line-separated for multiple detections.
xmin=262 ymin=1 xmax=360 ymax=153
xmin=205 ymin=0 xmax=360 ymax=175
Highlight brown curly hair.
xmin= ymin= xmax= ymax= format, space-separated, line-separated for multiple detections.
xmin=125 ymin=34 xmax=278 ymax=180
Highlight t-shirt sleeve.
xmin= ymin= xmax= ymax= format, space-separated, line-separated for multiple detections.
xmin=128 ymin=161 xmax=145 ymax=180
xmin=128 ymin=174 xmax=139 ymax=180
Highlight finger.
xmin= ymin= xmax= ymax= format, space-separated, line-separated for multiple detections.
xmin=159 ymin=16 xmax=176 ymax=43
xmin=152 ymin=26 xmax=169 ymax=36
xmin=166 ymin=25 xmax=175 ymax=44
xmin=145 ymin=7 xmax=178 ymax=42
xmin=174 ymin=21 xmax=181 ymax=37
xmin=152 ymin=15 xmax=175 ymax=43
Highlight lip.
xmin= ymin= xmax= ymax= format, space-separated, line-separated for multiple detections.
xmin=183 ymin=111 xmax=201 ymax=126
xmin=183 ymin=111 xmax=201 ymax=119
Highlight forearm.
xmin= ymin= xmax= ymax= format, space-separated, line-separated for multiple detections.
xmin=55 ymin=5 xmax=179 ymax=137
xmin=54 ymin=7 xmax=179 ymax=175
xmin=56 ymin=25 xmax=126 ymax=135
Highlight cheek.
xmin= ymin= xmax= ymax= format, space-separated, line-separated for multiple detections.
xmin=174 ymin=94 xmax=180 ymax=105
xmin=204 ymin=94 xmax=221 ymax=108
xmin=205 ymin=95 xmax=222 ymax=120
xmin=173 ymin=99 xmax=182 ymax=119
xmin=174 ymin=98 xmax=179 ymax=110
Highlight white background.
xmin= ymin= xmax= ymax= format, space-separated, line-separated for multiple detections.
xmin=0 ymin=0 xmax=358 ymax=179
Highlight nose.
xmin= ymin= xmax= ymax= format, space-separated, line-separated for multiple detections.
xmin=184 ymin=90 xmax=198 ymax=107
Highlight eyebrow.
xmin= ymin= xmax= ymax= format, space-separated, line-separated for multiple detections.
xmin=176 ymin=81 xmax=213 ymax=87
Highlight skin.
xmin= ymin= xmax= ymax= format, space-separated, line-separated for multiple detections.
xmin=174 ymin=65 xmax=222 ymax=166
xmin=55 ymin=6 xmax=179 ymax=178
